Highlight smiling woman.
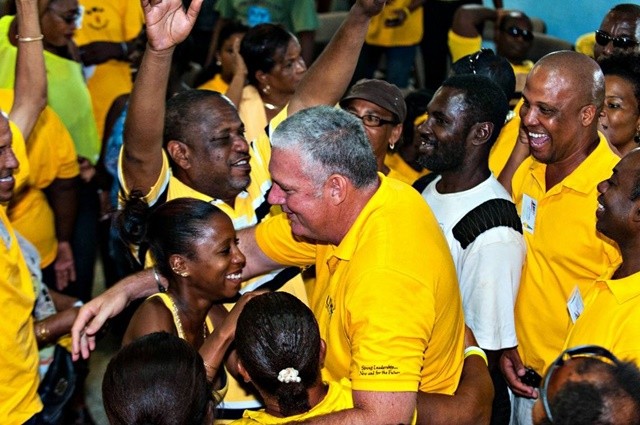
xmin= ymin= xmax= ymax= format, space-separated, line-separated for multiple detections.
xmin=118 ymin=196 xmax=248 ymax=392
xmin=598 ymin=52 xmax=640 ymax=156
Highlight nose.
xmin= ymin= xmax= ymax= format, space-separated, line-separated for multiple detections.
xmin=231 ymin=243 xmax=246 ymax=266
xmin=296 ymin=56 xmax=307 ymax=74
xmin=267 ymin=182 xmax=286 ymax=205
xmin=597 ymin=179 xmax=609 ymax=194
xmin=417 ymin=118 xmax=432 ymax=136
xmin=520 ymin=104 xmax=538 ymax=128
xmin=6 ymin=147 xmax=18 ymax=171
xmin=232 ymin=134 xmax=249 ymax=153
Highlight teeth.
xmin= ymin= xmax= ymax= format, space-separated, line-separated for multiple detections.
xmin=528 ymin=132 xmax=545 ymax=138
xmin=234 ymin=160 xmax=248 ymax=166
xmin=597 ymin=203 xmax=604 ymax=211
xmin=226 ymin=272 xmax=242 ymax=280
xmin=0 ymin=176 xmax=12 ymax=183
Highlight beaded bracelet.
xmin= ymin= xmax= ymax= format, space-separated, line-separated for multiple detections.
xmin=464 ymin=346 xmax=489 ymax=366
xmin=16 ymin=34 xmax=43 ymax=42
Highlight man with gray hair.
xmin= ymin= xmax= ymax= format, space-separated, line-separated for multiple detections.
xmin=236 ymin=105 xmax=470 ymax=424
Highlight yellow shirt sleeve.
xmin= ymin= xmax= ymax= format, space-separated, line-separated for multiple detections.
xmin=448 ymin=30 xmax=482 ymax=63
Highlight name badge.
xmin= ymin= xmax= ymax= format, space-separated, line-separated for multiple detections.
xmin=521 ymin=194 xmax=537 ymax=234
xmin=567 ymin=286 xmax=584 ymax=324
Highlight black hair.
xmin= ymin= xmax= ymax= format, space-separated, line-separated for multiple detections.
xmin=103 ymin=332 xmax=212 ymax=425
xmin=163 ymin=89 xmax=230 ymax=148
xmin=610 ymin=4 xmax=640 ymax=17
xmin=117 ymin=195 xmax=225 ymax=278
xmin=452 ymin=50 xmax=517 ymax=101
xmin=240 ymin=23 xmax=294 ymax=87
xmin=235 ymin=292 xmax=321 ymax=417
xmin=598 ymin=51 xmax=640 ymax=118
xmin=440 ymin=74 xmax=509 ymax=147
xmin=402 ymin=89 xmax=435 ymax=148
xmin=542 ymin=358 xmax=640 ymax=425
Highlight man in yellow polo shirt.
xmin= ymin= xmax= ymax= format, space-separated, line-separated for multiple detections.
xmin=500 ymin=51 xmax=621 ymax=424
xmin=237 ymin=105 xmax=465 ymax=424
xmin=561 ymin=148 xmax=640 ymax=364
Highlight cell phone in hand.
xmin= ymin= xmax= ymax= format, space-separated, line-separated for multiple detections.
xmin=519 ymin=367 xmax=542 ymax=388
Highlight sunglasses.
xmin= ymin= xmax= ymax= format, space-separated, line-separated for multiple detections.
xmin=501 ymin=25 xmax=534 ymax=42
xmin=540 ymin=345 xmax=620 ymax=424
xmin=467 ymin=48 xmax=495 ymax=75
xmin=47 ymin=5 xmax=84 ymax=27
xmin=347 ymin=111 xmax=398 ymax=128
xmin=595 ymin=30 xmax=638 ymax=49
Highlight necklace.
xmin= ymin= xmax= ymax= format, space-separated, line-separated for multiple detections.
xmin=166 ymin=294 xmax=207 ymax=339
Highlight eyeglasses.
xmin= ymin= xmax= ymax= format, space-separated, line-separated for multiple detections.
xmin=595 ymin=30 xmax=638 ymax=49
xmin=467 ymin=48 xmax=494 ymax=75
xmin=540 ymin=345 xmax=620 ymax=423
xmin=47 ymin=5 xmax=84 ymax=27
xmin=501 ymin=25 xmax=534 ymax=42
xmin=348 ymin=111 xmax=398 ymax=128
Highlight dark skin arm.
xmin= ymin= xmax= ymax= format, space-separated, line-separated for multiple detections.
xmin=44 ymin=177 xmax=79 ymax=290
xmin=79 ymin=39 xmax=135 ymax=66
xmin=297 ymin=30 xmax=316 ymax=66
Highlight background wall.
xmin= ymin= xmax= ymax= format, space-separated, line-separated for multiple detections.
xmin=498 ymin=0 xmax=640 ymax=45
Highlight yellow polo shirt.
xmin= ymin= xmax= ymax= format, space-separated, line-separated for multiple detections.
xmin=0 ymin=207 xmax=41 ymax=423
xmin=564 ymin=266 xmax=640 ymax=365
xmin=0 ymin=92 xmax=79 ymax=268
xmin=512 ymin=134 xmax=621 ymax=376
xmin=385 ymin=152 xmax=429 ymax=185
xmin=231 ymin=379 xmax=353 ymax=424
xmin=256 ymin=174 xmax=465 ymax=394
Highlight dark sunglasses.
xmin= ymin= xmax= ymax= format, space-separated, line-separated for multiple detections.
xmin=501 ymin=25 xmax=534 ymax=42
xmin=540 ymin=345 xmax=620 ymax=424
xmin=595 ymin=30 xmax=638 ymax=49
xmin=467 ymin=48 xmax=495 ymax=75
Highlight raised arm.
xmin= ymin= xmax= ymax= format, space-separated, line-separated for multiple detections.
xmin=10 ymin=0 xmax=46 ymax=139
xmin=287 ymin=0 xmax=386 ymax=115
xmin=450 ymin=5 xmax=497 ymax=38
xmin=121 ymin=0 xmax=202 ymax=194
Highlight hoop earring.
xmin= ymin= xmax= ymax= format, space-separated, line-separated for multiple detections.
xmin=389 ymin=143 xmax=395 ymax=151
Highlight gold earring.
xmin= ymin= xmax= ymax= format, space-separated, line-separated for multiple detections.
xmin=262 ymin=84 xmax=271 ymax=95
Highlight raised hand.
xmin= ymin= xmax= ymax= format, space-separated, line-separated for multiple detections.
xmin=141 ymin=0 xmax=203 ymax=52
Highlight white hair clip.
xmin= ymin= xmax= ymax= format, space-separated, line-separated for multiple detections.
xmin=277 ymin=367 xmax=301 ymax=383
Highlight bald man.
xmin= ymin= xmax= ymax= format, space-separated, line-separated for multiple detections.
xmin=499 ymin=51 xmax=621 ymax=424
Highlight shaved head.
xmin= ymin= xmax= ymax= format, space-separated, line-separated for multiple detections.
xmin=534 ymin=51 xmax=605 ymax=109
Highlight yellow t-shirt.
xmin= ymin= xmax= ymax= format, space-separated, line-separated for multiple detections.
xmin=231 ymin=379 xmax=353 ymax=424
xmin=564 ymin=266 xmax=640 ymax=365
xmin=488 ymin=101 xmax=522 ymax=177
xmin=512 ymin=134 xmax=622 ymax=376
xmin=0 ymin=207 xmax=41 ymax=423
xmin=575 ymin=32 xmax=596 ymax=59
xmin=365 ymin=3 xmax=423 ymax=47
xmin=199 ymin=74 xmax=230 ymax=94
xmin=384 ymin=152 xmax=429 ymax=185
xmin=75 ymin=0 xmax=144 ymax=138
xmin=0 ymin=91 xmax=79 ymax=268
xmin=255 ymin=174 xmax=465 ymax=394
xmin=6 ymin=119 xmax=29 ymax=196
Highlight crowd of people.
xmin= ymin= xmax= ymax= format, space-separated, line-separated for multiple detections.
xmin=2 ymin=0 xmax=640 ymax=424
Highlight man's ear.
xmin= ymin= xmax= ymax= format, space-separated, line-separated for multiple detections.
xmin=166 ymin=140 xmax=191 ymax=169
xmin=580 ymin=104 xmax=598 ymax=127
xmin=632 ymin=202 xmax=640 ymax=223
xmin=470 ymin=122 xmax=493 ymax=146
xmin=389 ymin=123 xmax=403 ymax=148
xmin=237 ymin=359 xmax=252 ymax=383
xmin=326 ymin=174 xmax=348 ymax=205
xmin=319 ymin=339 xmax=327 ymax=368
